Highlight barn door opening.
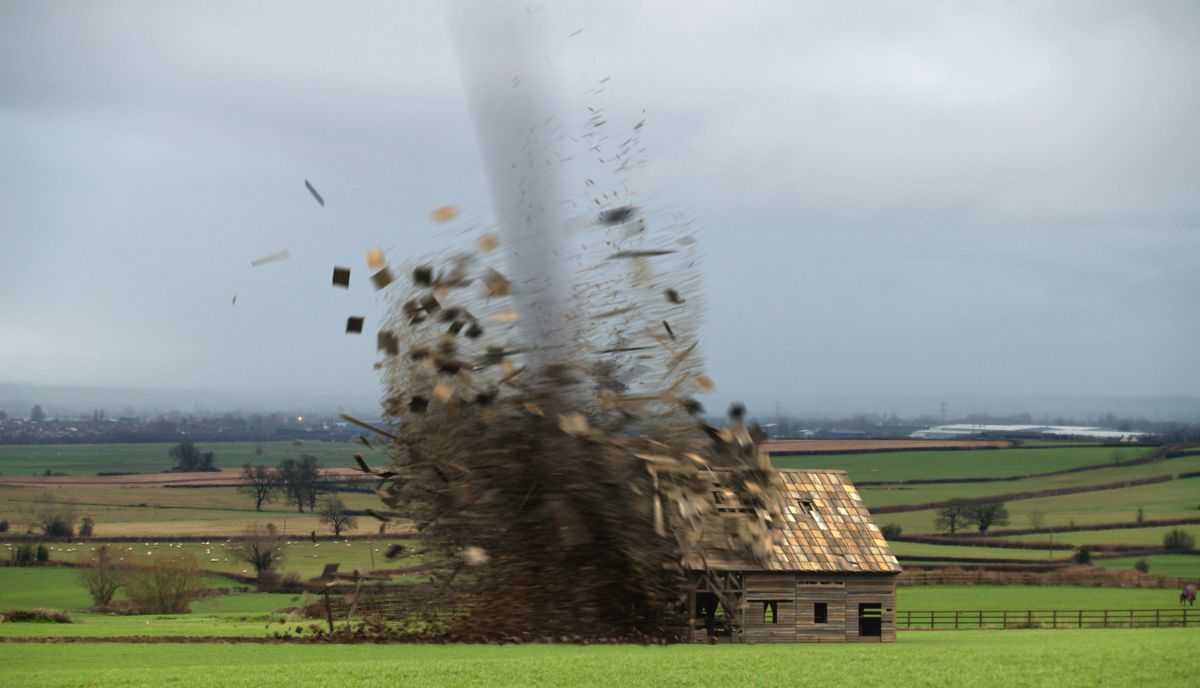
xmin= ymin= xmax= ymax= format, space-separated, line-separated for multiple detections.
xmin=858 ymin=603 xmax=882 ymax=637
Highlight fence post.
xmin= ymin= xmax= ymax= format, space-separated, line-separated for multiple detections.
xmin=979 ymin=610 xmax=983 ymax=628
xmin=1078 ymin=610 xmax=1083 ymax=628
xmin=1129 ymin=610 xmax=1133 ymax=629
xmin=954 ymin=610 xmax=959 ymax=630
xmin=1052 ymin=610 xmax=1057 ymax=629
xmin=930 ymin=610 xmax=935 ymax=630
xmin=1002 ymin=610 xmax=1008 ymax=629
xmin=1027 ymin=610 xmax=1032 ymax=628
xmin=1103 ymin=610 xmax=1108 ymax=628
xmin=1155 ymin=609 xmax=1160 ymax=628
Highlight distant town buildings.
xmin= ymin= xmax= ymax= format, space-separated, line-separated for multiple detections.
xmin=909 ymin=424 xmax=1147 ymax=442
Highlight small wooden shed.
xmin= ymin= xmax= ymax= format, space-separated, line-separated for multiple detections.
xmin=684 ymin=468 xmax=901 ymax=643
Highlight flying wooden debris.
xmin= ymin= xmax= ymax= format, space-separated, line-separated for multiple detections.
xmin=598 ymin=205 xmax=637 ymax=225
xmin=250 ymin=250 xmax=290 ymax=267
xmin=482 ymin=269 xmax=511 ymax=297
xmin=665 ymin=288 xmax=685 ymax=304
xmin=430 ymin=205 xmax=459 ymax=223
xmin=304 ymin=179 xmax=325 ymax=207
xmin=462 ymin=546 xmax=490 ymax=567
xmin=346 ymin=317 xmax=364 ymax=334
xmin=476 ymin=233 xmax=499 ymax=252
xmin=377 ymin=330 xmax=399 ymax=356
xmin=366 ymin=248 xmax=385 ymax=271
xmin=370 ymin=267 xmax=394 ymax=291
xmin=695 ymin=375 xmax=715 ymax=392
xmin=332 ymin=267 xmax=350 ymax=288
xmin=607 ymin=249 xmax=675 ymax=259
xmin=432 ymin=382 xmax=454 ymax=403
xmin=489 ymin=311 xmax=520 ymax=323
xmin=231 ymin=293 xmax=237 ymax=305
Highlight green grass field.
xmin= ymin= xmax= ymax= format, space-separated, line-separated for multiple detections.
xmin=895 ymin=585 xmax=1182 ymax=610
xmin=1097 ymin=554 xmax=1200 ymax=579
xmin=0 ymin=630 xmax=1196 ymax=688
xmin=1 ymin=536 xmax=425 ymax=580
xmin=0 ymin=482 xmax=390 ymax=537
xmin=1000 ymin=525 xmax=1199 ymax=547
xmin=0 ymin=441 xmax=380 ymax=476
xmin=773 ymin=446 xmax=1150 ymax=483
xmin=888 ymin=541 xmax=1056 ymax=561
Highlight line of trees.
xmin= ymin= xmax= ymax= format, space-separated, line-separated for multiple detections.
xmin=236 ymin=456 xmax=329 ymax=514
xmin=933 ymin=499 xmax=1011 ymax=534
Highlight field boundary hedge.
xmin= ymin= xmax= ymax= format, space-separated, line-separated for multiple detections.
xmin=873 ymin=474 xmax=1175 ymax=514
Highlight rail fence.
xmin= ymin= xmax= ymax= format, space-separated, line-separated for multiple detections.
xmin=897 ymin=608 xmax=1195 ymax=630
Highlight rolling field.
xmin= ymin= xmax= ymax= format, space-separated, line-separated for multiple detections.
xmin=895 ymin=585 xmax=1181 ymax=610
xmin=1 ymin=630 xmax=1196 ymax=688
xmin=0 ymin=538 xmax=425 ymax=579
xmin=887 ymin=541 xmax=1058 ymax=561
xmin=1000 ymin=525 xmax=1200 ymax=546
xmin=772 ymin=446 xmax=1151 ymax=484
xmin=1097 ymin=555 xmax=1200 ymax=579
xmin=0 ymin=481 xmax=390 ymax=537
xmin=0 ymin=441 xmax=380 ymax=476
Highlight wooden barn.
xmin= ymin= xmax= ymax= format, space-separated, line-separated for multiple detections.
xmin=683 ymin=468 xmax=901 ymax=643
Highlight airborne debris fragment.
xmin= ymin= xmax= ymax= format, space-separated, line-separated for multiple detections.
xmin=367 ymin=248 xmax=385 ymax=271
xmin=598 ymin=205 xmax=636 ymax=225
xmin=476 ymin=233 xmax=500 ymax=252
xmin=430 ymin=205 xmax=459 ymax=223
xmin=346 ymin=317 xmax=364 ymax=334
xmin=332 ymin=267 xmax=351 ymax=288
xmin=370 ymin=267 xmax=394 ymax=291
xmin=304 ymin=179 xmax=325 ymax=206
xmin=250 ymin=250 xmax=290 ymax=267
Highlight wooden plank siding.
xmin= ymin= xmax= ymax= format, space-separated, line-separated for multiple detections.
xmin=843 ymin=575 xmax=897 ymax=642
xmin=725 ymin=573 xmax=897 ymax=643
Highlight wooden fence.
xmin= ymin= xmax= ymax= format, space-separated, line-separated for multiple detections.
xmin=897 ymin=608 xmax=1195 ymax=630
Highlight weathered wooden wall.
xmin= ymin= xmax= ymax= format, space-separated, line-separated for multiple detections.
xmin=692 ymin=572 xmax=897 ymax=643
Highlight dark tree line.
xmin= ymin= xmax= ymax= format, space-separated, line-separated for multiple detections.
xmin=236 ymin=455 xmax=327 ymax=514
xmin=934 ymin=500 xmax=1010 ymax=534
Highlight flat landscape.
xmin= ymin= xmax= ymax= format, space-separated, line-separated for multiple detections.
xmin=2 ymin=631 xmax=1195 ymax=688
xmin=2 ymin=438 xmax=1196 ymax=688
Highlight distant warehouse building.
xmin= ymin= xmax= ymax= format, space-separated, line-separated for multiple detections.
xmin=909 ymin=424 xmax=1148 ymax=442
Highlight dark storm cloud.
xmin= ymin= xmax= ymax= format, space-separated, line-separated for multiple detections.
xmin=0 ymin=1 xmax=1196 ymax=417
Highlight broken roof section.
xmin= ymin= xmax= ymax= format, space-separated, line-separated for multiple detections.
xmin=685 ymin=469 xmax=901 ymax=575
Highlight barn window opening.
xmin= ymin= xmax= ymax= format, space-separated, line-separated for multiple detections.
xmin=763 ymin=601 xmax=779 ymax=624
xmin=798 ymin=499 xmax=814 ymax=515
xmin=814 ymin=603 xmax=828 ymax=624
xmin=858 ymin=603 xmax=882 ymax=637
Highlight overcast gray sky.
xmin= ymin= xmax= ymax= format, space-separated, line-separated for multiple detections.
xmin=1 ymin=1 xmax=1197 ymax=418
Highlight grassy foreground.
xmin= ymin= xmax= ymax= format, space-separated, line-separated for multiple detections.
xmin=1 ymin=630 xmax=1195 ymax=688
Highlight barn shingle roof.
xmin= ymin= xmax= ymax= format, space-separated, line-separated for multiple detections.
xmin=686 ymin=468 xmax=901 ymax=575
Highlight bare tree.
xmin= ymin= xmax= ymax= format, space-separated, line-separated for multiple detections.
xmin=278 ymin=455 xmax=322 ymax=513
xmin=965 ymin=501 xmax=1010 ymax=534
xmin=1027 ymin=510 xmax=1045 ymax=529
xmin=237 ymin=464 xmax=279 ymax=511
xmin=228 ymin=524 xmax=288 ymax=576
xmin=123 ymin=553 xmax=204 ymax=614
xmin=933 ymin=500 xmax=971 ymax=535
xmin=319 ymin=497 xmax=357 ymax=537
xmin=31 ymin=491 xmax=77 ymax=536
xmin=77 ymin=545 xmax=124 ymax=606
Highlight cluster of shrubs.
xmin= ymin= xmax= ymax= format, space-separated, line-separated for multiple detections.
xmin=9 ymin=543 xmax=51 ymax=564
xmin=1 ymin=608 xmax=73 ymax=623
xmin=76 ymin=546 xmax=207 ymax=614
